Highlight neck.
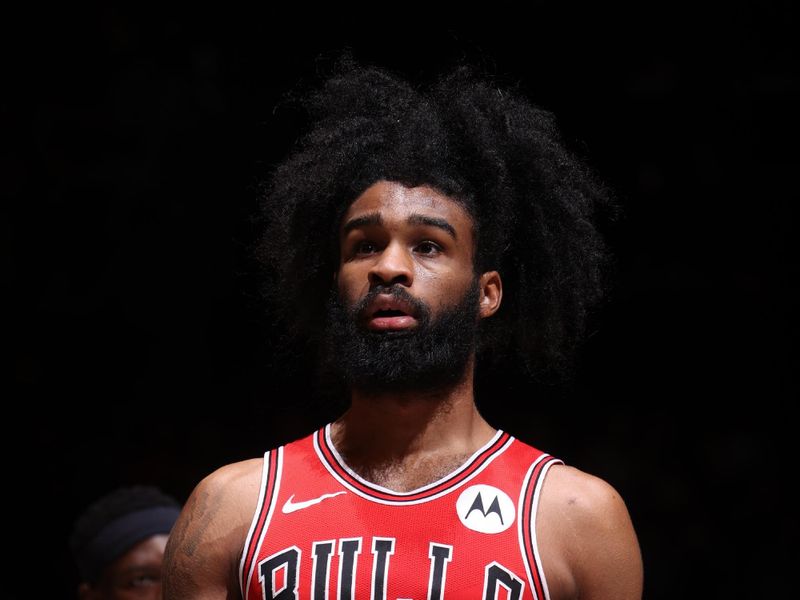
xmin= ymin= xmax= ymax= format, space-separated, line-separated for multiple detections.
xmin=329 ymin=358 xmax=496 ymax=491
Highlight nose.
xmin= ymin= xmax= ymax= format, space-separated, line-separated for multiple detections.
xmin=368 ymin=241 xmax=413 ymax=287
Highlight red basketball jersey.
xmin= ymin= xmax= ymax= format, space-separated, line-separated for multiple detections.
xmin=239 ymin=425 xmax=562 ymax=600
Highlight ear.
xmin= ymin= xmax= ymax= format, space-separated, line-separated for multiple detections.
xmin=478 ymin=270 xmax=502 ymax=319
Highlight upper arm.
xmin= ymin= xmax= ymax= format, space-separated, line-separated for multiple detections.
xmin=163 ymin=459 xmax=263 ymax=600
xmin=570 ymin=475 xmax=643 ymax=600
xmin=540 ymin=466 xmax=643 ymax=600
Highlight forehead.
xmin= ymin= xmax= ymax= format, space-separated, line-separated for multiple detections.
xmin=107 ymin=534 xmax=168 ymax=574
xmin=342 ymin=180 xmax=474 ymax=233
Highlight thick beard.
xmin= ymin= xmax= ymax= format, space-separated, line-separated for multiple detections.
xmin=321 ymin=281 xmax=481 ymax=394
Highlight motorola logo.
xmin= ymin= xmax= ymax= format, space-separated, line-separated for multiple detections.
xmin=456 ymin=485 xmax=515 ymax=534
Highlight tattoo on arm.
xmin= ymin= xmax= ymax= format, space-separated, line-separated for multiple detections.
xmin=165 ymin=484 xmax=225 ymax=570
xmin=182 ymin=488 xmax=223 ymax=556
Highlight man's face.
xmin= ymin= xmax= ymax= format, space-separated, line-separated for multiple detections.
xmin=80 ymin=534 xmax=168 ymax=600
xmin=325 ymin=180 xmax=498 ymax=393
xmin=337 ymin=180 xmax=478 ymax=327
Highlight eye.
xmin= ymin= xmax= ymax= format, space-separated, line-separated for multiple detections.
xmin=126 ymin=574 xmax=159 ymax=588
xmin=415 ymin=241 xmax=442 ymax=256
xmin=355 ymin=241 xmax=378 ymax=255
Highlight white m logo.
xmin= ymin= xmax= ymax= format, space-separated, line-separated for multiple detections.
xmin=456 ymin=485 xmax=515 ymax=533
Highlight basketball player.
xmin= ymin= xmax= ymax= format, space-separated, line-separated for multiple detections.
xmin=70 ymin=485 xmax=182 ymax=599
xmin=163 ymin=57 xmax=644 ymax=599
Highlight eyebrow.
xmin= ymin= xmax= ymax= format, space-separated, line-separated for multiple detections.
xmin=342 ymin=213 xmax=382 ymax=235
xmin=341 ymin=212 xmax=457 ymax=239
xmin=119 ymin=565 xmax=160 ymax=575
xmin=407 ymin=214 xmax=457 ymax=239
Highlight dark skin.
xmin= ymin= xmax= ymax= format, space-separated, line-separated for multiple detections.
xmin=162 ymin=180 xmax=643 ymax=599
xmin=331 ymin=181 xmax=501 ymax=490
xmin=78 ymin=534 xmax=169 ymax=600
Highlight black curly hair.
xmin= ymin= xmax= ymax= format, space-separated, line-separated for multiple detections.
xmin=255 ymin=54 xmax=615 ymax=380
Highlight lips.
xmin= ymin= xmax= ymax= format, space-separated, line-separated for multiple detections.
xmin=364 ymin=294 xmax=419 ymax=331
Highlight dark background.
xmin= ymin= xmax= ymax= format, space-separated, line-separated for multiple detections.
xmin=5 ymin=5 xmax=796 ymax=598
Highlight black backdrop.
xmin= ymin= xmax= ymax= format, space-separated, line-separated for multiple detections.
xmin=6 ymin=5 xmax=796 ymax=599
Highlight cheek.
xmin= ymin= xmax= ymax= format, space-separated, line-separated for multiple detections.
xmin=336 ymin=266 xmax=367 ymax=303
xmin=420 ymin=270 xmax=474 ymax=310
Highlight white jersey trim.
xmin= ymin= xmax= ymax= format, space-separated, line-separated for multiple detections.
xmin=240 ymin=446 xmax=284 ymax=599
xmin=238 ymin=451 xmax=271 ymax=595
xmin=517 ymin=455 xmax=562 ymax=600
xmin=315 ymin=424 xmax=513 ymax=505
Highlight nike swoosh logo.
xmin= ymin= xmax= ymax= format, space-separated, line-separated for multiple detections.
xmin=281 ymin=491 xmax=346 ymax=514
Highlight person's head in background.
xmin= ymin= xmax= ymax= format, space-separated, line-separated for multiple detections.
xmin=69 ymin=485 xmax=181 ymax=600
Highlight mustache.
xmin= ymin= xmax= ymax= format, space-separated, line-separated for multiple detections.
xmin=321 ymin=279 xmax=481 ymax=394
xmin=351 ymin=285 xmax=431 ymax=323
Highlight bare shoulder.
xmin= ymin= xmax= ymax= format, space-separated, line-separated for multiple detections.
xmin=542 ymin=464 xmax=632 ymax=526
xmin=163 ymin=457 xmax=265 ymax=600
xmin=195 ymin=457 xmax=265 ymax=512
xmin=538 ymin=464 xmax=643 ymax=600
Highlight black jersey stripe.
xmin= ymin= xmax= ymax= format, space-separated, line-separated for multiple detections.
xmin=520 ymin=455 xmax=562 ymax=600
xmin=242 ymin=447 xmax=282 ymax=596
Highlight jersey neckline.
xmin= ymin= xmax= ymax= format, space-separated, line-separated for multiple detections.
xmin=313 ymin=424 xmax=514 ymax=503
